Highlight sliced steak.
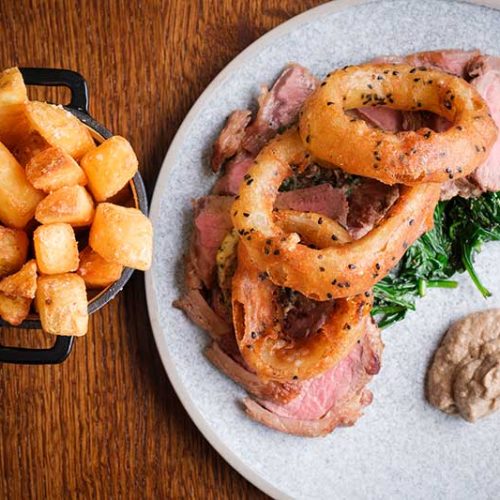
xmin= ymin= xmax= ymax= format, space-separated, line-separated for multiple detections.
xmin=205 ymin=342 xmax=301 ymax=404
xmin=242 ymin=64 xmax=318 ymax=155
xmin=190 ymin=195 xmax=234 ymax=288
xmin=212 ymin=152 xmax=254 ymax=195
xmin=347 ymin=179 xmax=400 ymax=240
xmin=275 ymin=184 xmax=348 ymax=225
xmin=211 ymin=110 xmax=252 ymax=172
xmin=467 ymin=54 xmax=500 ymax=79
xmin=355 ymin=107 xmax=402 ymax=132
xmin=173 ymin=289 xmax=232 ymax=344
xmin=405 ymin=49 xmax=479 ymax=77
xmin=244 ymin=319 xmax=383 ymax=437
xmin=372 ymin=49 xmax=479 ymax=77
xmin=440 ymin=177 xmax=483 ymax=201
xmin=469 ymin=68 xmax=500 ymax=191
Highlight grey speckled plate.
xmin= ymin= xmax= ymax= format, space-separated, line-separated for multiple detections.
xmin=145 ymin=1 xmax=500 ymax=498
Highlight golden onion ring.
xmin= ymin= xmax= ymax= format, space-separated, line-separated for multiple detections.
xmin=298 ymin=63 xmax=498 ymax=185
xmin=232 ymin=128 xmax=441 ymax=300
xmin=232 ymin=243 xmax=373 ymax=381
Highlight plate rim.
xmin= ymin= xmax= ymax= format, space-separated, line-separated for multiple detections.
xmin=145 ymin=0 xmax=500 ymax=498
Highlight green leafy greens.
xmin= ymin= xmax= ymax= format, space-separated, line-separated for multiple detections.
xmin=373 ymin=192 xmax=500 ymax=328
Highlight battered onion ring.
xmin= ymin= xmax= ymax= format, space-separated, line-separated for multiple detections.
xmin=298 ymin=63 xmax=498 ymax=185
xmin=274 ymin=209 xmax=352 ymax=247
xmin=232 ymin=244 xmax=373 ymax=381
xmin=232 ymin=128 xmax=441 ymax=300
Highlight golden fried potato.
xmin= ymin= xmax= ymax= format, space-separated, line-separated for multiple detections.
xmin=89 ymin=203 xmax=153 ymax=271
xmin=80 ymin=136 xmax=138 ymax=202
xmin=0 ymin=67 xmax=27 ymax=106
xmin=0 ymin=292 xmax=31 ymax=326
xmin=0 ymin=225 xmax=28 ymax=277
xmin=76 ymin=246 xmax=123 ymax=288
xmin=11 ymin=130 xmax=51 ymax=166
xmin=0 ymin=67 xmax=29 ymax=147
xmin=35 ymin=274 xmax=88 ymax=336
xmin=35 ymin=185 xmax=95 ymax=226
xmin=26 ymin=146 xmax=87 ymax=192
xmin=33 ymin=223 xmax=79 ymax=274
xmin=0 ymin=259 xmax=37 ymax=299
xmin=25 ymin=101 xmax=95 ymax=160
xmin=0 ymin=142 xmax=45 ymax=228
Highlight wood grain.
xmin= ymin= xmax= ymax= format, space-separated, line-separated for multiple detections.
xmin=0 ymin=1 xmax=325 ymax=498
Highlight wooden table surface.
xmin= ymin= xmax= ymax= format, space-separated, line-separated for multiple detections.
xmin=0 ymin=1 xmax=325 ymax=498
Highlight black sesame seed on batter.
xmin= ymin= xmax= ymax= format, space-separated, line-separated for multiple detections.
xmin=327 ymin=293 xmax=333 ymax=299
xmin=409 ymin=68 xmax=417 ymax=74
xmin=243 ymin=212 xmax=250 ymax=217
xmin=348 ymin=264 xmax=356 ymax=270
xmin=319 ymin=267 xmax=325 ymax=272
xmin=273 ymin=250 xmax=280 ymax=256
xmin=318 ymin=217 xmax=323 ymax=225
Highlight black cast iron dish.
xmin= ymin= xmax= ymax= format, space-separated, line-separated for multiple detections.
xmin=0 ymin=68 xmax=148 ymax=365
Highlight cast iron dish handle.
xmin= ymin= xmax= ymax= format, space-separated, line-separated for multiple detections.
xmin=0 ymin=68 xmax=92 ymax=364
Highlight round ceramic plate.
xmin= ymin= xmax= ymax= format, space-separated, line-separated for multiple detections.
xmin=145 ymin=1 xmax=500 ymax=498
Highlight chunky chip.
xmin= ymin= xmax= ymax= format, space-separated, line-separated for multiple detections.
xmin=0 ymin=292 xmax=31 ymax=326
xmin=10 ymin=130 xmax=51 ymax=166
xmin=77 ymin=246 xmax=123 ymax=289
xmin=0 ymin=142 xmax=45 ymax=228
xmin=0 ymin=259 xmax=37 ymax=299
xmin=0 ymin=67 xmax=28 ymax=148
xmin=0 ymin=225 xmax=28 ymax=277
xmin=25 ymin=101 xmax=95 ymax=160
xmin=35 ymin=274 xmax=88 ymax=336
xmin=33 ymin=223 xmax=79 ymax=274
xmin=80 ymin=136 xmax=138 ymax=201
xmin=35 ymin=185 xmax=95 ymax=227
xmin=26 ymin=146 xmax=87 ymax=192
xmin=89 ymin=203 xmax=153 ymax=271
